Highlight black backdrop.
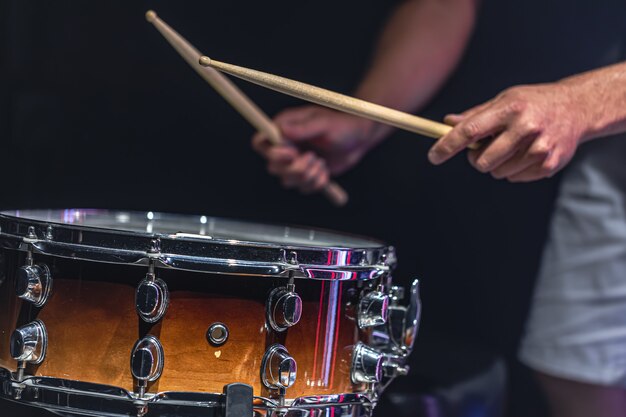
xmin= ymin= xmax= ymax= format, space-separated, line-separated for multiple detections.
xmin=3 ymin=0 xmax=624 ymax=415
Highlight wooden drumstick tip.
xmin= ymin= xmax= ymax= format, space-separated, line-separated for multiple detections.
xmin=145 ymin=10 xmax=157 ymax=23
xmin=199 ymin=56 xmax=212 ymax=67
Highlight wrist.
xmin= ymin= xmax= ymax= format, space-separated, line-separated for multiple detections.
xmin=355 ymin=117 xmax=392 ymax=151
xmin=558 ymin=65 xmax=626 ymax=142
xmin=556 ymin=77 xmax=595 ymax=142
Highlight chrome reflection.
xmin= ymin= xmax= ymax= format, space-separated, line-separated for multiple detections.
xmin=0 ymin=368 xmax=373 ymax=417
xmin=371 ymin=279 xmax=421 ymax=356
xmin=10 ymin=320 xmax=48 ymax=364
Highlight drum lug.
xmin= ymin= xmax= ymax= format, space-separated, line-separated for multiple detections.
xmin=130 ymin=335 xmax=164 ymax=398
xmin=135 ymin=276 xmax=169 ymax=323
xmin=15 ymin=264 xmax=53 ymax=307
xmin=10 ymin=320 xmax=48 ymax=365
xmin=351 ymin=342 xmax=383 ymax=384
xmin=261 ymin=344 xmax=297 ymax=391
xmin=266 ymin=284 xmax=302 ymax=332
xmin=357 ymin=286 xmax=389 ymax=328
xmin=135 ymin=259 xmax=169 ymax=323
xmin=15 ymin=243 xmax=53 ymax=307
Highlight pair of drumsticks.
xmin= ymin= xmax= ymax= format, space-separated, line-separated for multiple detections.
xmin=146 ymin=10 xmax=455 ymax=206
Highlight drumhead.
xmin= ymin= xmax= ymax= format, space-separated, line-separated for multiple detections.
xmin=0 ymin=209 xmax=394 ymax=280
xmin=3 ymin=209 xmax=381 ymax=248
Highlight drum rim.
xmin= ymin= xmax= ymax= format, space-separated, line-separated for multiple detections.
xmin=0 ymin=366 xmax=374 ymax=417
xmin=0 ymin=209 xmax=395 ymax=280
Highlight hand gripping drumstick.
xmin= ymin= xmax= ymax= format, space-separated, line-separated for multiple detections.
xmin=198 ymin=56 xmax=483 ymax=150
xmin=145 ymin=10 xmax=349 ymax=206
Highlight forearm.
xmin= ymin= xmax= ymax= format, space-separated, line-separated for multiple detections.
xmin=559 ymin=61 xmax=626 ymax=141
xmin=356 ymin=0 xmax=478 ymax=141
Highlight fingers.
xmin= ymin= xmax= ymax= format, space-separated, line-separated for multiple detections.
xmin=251 ymin=106 xmax=335 ymax=194
xmin=507 ymin=149 xmax=562 ymax=182
xmin=251 ymin=131 xmax=273 ymax=155
xmin=277 ymin=151 xmax=329 ymax=193
xmin=486 ymin=138 xmax=543 ymax=179
xmin=467 ymin=130 xmax=534 ymax=173
xmin=259 ymin=142 xmax=329 ymax=193
xmin=266 ymin=147 xmax=298 ymax=174
xmin=429 ymin=102 xmax=507 ymax=165
xmin=299 ymin=158 xmax=330 ymax=194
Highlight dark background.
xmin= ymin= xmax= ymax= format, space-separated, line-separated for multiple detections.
xmin=1 ymin=0 xmax=625 ymax=416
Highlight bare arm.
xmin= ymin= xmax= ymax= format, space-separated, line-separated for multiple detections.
xmin=254 ymin=0 xmax=479 ymax=194
xmin=356 ymin=0 xmax=478 ymax=143
xmin=564 ymin=61 xmax=626 ymax=141
xmin=428 ymin=61 xmax=626 ymax=182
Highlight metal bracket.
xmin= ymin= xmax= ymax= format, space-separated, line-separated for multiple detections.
xmin=223 ymin=383 xmax=253 ymax=417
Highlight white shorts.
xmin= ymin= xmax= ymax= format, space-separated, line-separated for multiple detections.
xmin=519 ymin=135 xmax=626 ymax=387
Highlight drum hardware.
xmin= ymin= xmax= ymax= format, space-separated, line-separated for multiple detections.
xmin=287 ymin=251 xmax=298 ymax=265
xmin=10 ymin=320 xmax=48 ymax=365
xmin=25 ymin=226 xmax=37 ymax=241
xmin=380 ymin=248 xmax=397 ymax=270
xmin=10 ymin=319 xmax=48 ymax=385
xmin=261 ymin=344 xmax=297 ymax=399
xmin=148 ymin=238 xmax=161 ymax=257
xmin=130 ymin=335 xmax=165 ymax=399
xmin=15 ymin=227 xmax=53 ymax=307
xmin=389 ymin=285 xmax=405 ymax=303
xmin=0 ymin=368 xmax=373 ymax=417
xmin=357 ymin=285 xmax=389 ymax=329
xmin=206 ymin=322 xmax=229 ymax=346
xmin=135 ymin=262 xmax=169 ymax=323
xmin=15 ymin=264 xmax=53 ymax=307
xmin=45 ymin=225 xmax=54 ymax=241
xmin=0 ymin=210 xmax=412 ymax=417
xmin=351 ymin=342 xmax=383 ymax=385
xmin=381 ymin=354 xmax=410 ymax=378
xmin=371 ymin=279 xmax=421 ymax=357
xmin=223 ymin=383 xmax=253 ymax=417
xmin=266 ymin=282 xmax=302 ymax=332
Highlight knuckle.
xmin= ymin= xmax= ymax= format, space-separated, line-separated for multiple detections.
xmin=461 ymin=121 xmax=482 ymax=141
xmin=520 ymin=118 xmax=542 ymax=135
xmin=504 ymin=99 xmax=526 ymax=115
xmin=529 ymin=141 xmax=553 ymax=158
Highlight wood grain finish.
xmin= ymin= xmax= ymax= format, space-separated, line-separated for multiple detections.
xmin=37 ymin=279 xmax=137 ymax=390
xmin=157 ymin=291 xmax=267 ymax=393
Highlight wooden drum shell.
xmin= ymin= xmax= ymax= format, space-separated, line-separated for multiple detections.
xmin=0 ymin=249 xmax=362 ymax=398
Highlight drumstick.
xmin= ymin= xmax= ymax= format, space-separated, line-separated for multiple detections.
xmin=198 ymin=56 xmax=455 ymax=140
xmin=145 ymin=10 xmax=348 ymax=207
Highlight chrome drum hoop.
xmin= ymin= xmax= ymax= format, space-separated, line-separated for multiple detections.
xmin=0 ymin=210 xmax=395 ymax=281
xmin=0 ymin=368 xmax=374 ymax=417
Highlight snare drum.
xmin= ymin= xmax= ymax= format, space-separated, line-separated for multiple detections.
xmin=0 ymin=209 xmax=420 ymax=417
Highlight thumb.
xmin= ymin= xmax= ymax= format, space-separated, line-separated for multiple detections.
xmin=278 ymin=116 xmax=330 ymax=143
